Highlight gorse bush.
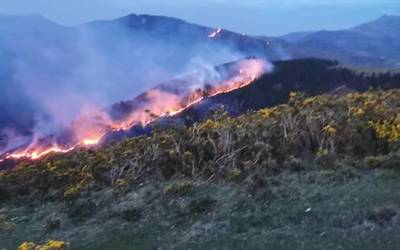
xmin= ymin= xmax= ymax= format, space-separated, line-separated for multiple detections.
xmin=1 ymin=90 xmax=400 ymax=201
xmin=18 ymin=240 xmax=69 ymax=250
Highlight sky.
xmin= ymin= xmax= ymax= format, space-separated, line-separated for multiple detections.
xmin=0 ymin=0 xmax=400 ymax=36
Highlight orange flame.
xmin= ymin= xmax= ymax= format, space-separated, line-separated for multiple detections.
xmin=0 ymin=59 xmax=268 ymax=162
xmin=5 ymin=145 xmax=76 ymax=161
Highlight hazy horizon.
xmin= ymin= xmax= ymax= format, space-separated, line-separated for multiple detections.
xmin=1 ymin=0 xmax=400 ymax=36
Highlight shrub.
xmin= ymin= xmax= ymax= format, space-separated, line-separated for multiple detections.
xmin=2 ymin=90 xmax=400 ymax=202
xmin=18 ymin=240 xmax=69 ymax=250
xmin=164 ymin=181 xmax=193 ymax=196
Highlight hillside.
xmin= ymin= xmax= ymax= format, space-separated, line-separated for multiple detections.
xmin=282 ymin=15 xmax=400 ymax=67
xmin=2 ymin=13 xmax=400 ymax=149
xmin=2 ymin=9 xmax=400 ymax=250
xmin=71 ymin=58 xmax=400 ymax=146
xmin=351 ymin=14 xmax=400 ymax=39
xmin=3 ymin=58 xmax=398 ymax=156
xmin=167 ymin=58 xmax=400 ymax=123
xmin=87 ymin=14 xmax=281 ymax=60
xmin=1 ymin=89 xmax=400 ymax=249
xmin=0 ymin=14 xmax=68 ymax=36
xmin=0 ymin=13 xmax=285 ymax=147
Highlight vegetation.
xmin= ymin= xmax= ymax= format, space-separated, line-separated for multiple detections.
xmin=1 ymin=89 xmax=400 ymax=203
xmin=112 ymin=58 xmax=400 ymax=122
xmin=18 ymin=240 xmax=69 ymax=250
xmin=0 ymin=214 xmax=16 ymax=232
xmin=193 ymin=59 xmax=400 ymax=117
xmin=1 ymin=89 xmax=400 ymax=249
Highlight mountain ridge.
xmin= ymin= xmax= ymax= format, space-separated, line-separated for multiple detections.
xmin=2 ymin=12 xmax=400 ymax=67
xmin=280 ymin=14 xmax=400 ymax=67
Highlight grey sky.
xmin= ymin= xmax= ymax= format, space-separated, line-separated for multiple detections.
xmin=0 ymin=0 xmax=399 ymax=35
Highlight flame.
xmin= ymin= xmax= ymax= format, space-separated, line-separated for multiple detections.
xmin=5 ymin=145 xmax=76 ymax=161
xmin=83 ymin=138 xmax=101 ymax=146
xmin=0 ymin=59 xmax=268 ymax=162
xmin=208 ymin=28 xmax=222 ymax=38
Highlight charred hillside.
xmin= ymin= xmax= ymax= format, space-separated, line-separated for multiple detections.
xmin=179 ymin=58 xmax=400 ymax=120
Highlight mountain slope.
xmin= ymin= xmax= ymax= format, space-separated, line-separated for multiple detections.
xmin=351 ymin=14 xmax=400 ymax=39
xmin=89 ymin=59 xmax=400 ymax=146
xmin=281 ymin=15 xmax=400 ymax=67
xmin=2 ymin=89 xmax=400 ymax=249
xmin=0 ymin=13 xmax=285 ymax=149
xmin=86 ymin=13 xmax=283 ymax=60
xmin=0 ymin=14 xmax=67 ymax=35
xmin=279 ymin=31 xmax=314 ymax=43
xmin=179 ymin=58 xmax=400 ymax=121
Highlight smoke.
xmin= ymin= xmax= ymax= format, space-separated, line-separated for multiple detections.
xmin=0 ymin=14 xmax=272 ymax=156
xmin=0 ymin=129 xmax=31 ymax=155
xmin=107 ymin=58 xmax=271 ymax=130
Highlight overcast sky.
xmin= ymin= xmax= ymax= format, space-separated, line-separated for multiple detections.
xmin=0 ymin=0 xmax=399 ymax=35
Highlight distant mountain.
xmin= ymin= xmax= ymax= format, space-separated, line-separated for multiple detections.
xmin=0 ymin=14 xmax=67 ymax=35
xmin=85 ymin=14 xmax=283 ymax=60
xmin=351 ymin=14 xmax=400 ymax=39
xmin=281 ymin=15 xmax=400 ymax=67
xmin=2 ymin=12 xmax=400 ymax=146
xmin=279 ymin=31 xmax=314 ymax=43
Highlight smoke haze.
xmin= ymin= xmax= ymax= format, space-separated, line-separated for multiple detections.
xmin=0 ymin=13 xmax=273 ymax=156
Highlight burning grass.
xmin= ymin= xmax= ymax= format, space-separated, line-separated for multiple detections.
xmin=1 ymin=89 xmax=400 ymax=203
xmin=0 ymin=58 xmax=268 ymax=162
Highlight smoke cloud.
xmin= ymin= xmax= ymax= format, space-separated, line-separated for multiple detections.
xmin=0 ymin=13 xmax=273 ymax=156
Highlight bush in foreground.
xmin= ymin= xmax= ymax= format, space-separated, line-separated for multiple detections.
xmin=1 ymin=90 xmax=400 ymax=202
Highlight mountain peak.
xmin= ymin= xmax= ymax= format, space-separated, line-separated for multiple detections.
xmin=0 ymin=13 xmax=56 ymax=25
xmin=0 ymin=14 xmax=64 ymax=35
xmin=377 ymin=14 xmax=400 ymax=21
xmin=115 ymin=13 xmax=188 ymax=27
xmin=350 ymin=14 xmax=400 ymax=38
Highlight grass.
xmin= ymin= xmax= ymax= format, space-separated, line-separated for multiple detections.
xmin=2 ymin=169 xmax=400 ymax=249
xmin=1 ymin=89 xmax=400 ymax=249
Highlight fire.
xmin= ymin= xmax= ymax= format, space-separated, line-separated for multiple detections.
xmin=0 ymin=59 xmax=269 ymax=162
xmin=83 ymin=138 xmax=101 ymax=146
xmin=5 ymin=145 xmax=76 ymax=161
xmin=208 ymin=28 xmax=222 ymax=38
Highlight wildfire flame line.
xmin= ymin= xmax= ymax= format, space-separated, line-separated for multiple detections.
xmin=0 ymin=59 xmax=267 ymax=162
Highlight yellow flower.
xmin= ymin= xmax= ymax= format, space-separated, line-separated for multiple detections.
xmin=19 ymin=242 xmax=36 ymax=250
xmin=259 ymin=108 xmax=274 ymax=118
xmin=114 ymin=178 xmax=128 ymax=189
xmin=355 ymin=108 xmax=365 ymax=116
xmin=200 ymin=119 xmax=219 ymax=130
xmin=302 ymin=97 xmax=316 ymax=106
xmin=40 ymin=240 xmax=69 ymax=250
xmin=323 ymin=125 xmax=337 ymax=136
xmin=19 ymin=240 xmax=69 ymax=250
xmin=370 ymin=119 xmax=400 ymax=142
